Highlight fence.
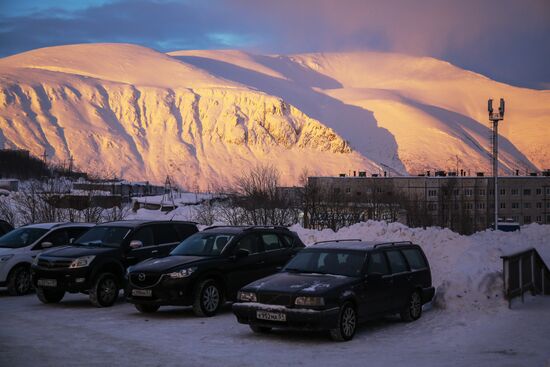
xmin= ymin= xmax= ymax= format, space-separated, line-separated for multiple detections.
xmin=501 ymin=248 xmax=550 ymax=308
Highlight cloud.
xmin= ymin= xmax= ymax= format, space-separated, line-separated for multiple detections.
xmin=0 ymin=0 xmax=548 ymax=89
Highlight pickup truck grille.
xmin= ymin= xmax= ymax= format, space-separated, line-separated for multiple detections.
xmin=257 ymin=293 xmax=292 ymax=306
xmin=37 ymin=258 xmax=72 ymax=269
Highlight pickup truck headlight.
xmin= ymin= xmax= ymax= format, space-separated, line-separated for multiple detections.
xmin=167 ymin=267 xmax=197 ymax=279
xmin=295 ymin=296 xmax=325 ymax=306
xmin=69 ymin=255 xmax=96 ymax=269
xmin=0 ymin=254 xmax=14 ymax=262
xmin=237 ymin=291 xmax=257 ymax=302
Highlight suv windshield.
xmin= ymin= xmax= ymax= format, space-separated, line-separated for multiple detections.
xmin=0 ymin=228 xmax=49 ymax=248
xmin=284 ymin=249 xmax=366 ymax=277
xmin=170 ymin=233 xmax=233 ymax=256
xmin=74 ymin=226 xmax=130 ymax=248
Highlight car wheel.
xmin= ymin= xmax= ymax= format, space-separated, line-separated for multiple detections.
xmin=135 ymin=303 xmax=160 ymax=313
xmin=250 ymin=325 xmax=272 ymax=334
xmin=90 ymin=273 xmax=119 ymax=307
xmin=7 ymin=266 xmax=32 ymax=296
xmin=36 ymin=287 xmax=65 ymax=303
xmin=329 ymin=302 xmax=357 ymax=342
xmin=193 ymin=279 xmax=223 ymax=317
xmin=400 ymin=290 xmax=422 ymax=322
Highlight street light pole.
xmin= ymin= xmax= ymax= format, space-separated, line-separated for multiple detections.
xmin=488 ymin=98 xmax=505 ymax=230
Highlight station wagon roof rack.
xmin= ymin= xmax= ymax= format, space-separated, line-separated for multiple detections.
xmin=313 ymin=239 xmax=362 ymax=245
xmin=373 ymin=241 xmax=413 ymax=248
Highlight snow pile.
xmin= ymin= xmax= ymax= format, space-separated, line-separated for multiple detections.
xmin=290 ymin=221 xmax=550 ymax=312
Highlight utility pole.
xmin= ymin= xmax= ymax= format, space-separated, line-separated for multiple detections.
xmin=488 ymin=98 xmax=505 ymax=230
xmin=68 ymin=155 xmax=74 ymax=173
xmin=42 ymin=149 xmax=48 ymax=163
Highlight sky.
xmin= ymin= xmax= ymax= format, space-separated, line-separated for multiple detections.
xmin=0 ymin=0 xmax=549 ymax=89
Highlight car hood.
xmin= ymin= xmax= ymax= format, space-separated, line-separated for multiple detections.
xmin=244 ymin=272 xmax=356 ymax=295
xmin=130 ymin=255 xmax=210 ymax=272
xmin=41 ymin=245 xmax=118 ymax=258
xmin=0 ymin=246 xmax=24 ymax=255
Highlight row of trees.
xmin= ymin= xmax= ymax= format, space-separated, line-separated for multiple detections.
xmin=0 ymin=180 xmax=128 ymax=226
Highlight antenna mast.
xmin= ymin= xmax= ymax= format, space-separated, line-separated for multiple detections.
xmin=488 ymin=98 xmax=505 ymax=230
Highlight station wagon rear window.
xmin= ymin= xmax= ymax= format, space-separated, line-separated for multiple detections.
xmin=402 ymin=248 xmax=428 ymax=270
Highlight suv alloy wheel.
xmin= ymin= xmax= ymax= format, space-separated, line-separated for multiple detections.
xmin=90 ymin=273 xmax=119 ymax=307
xmin=193 ymin=279 xmax=222 ymax=317
xmin=7 ymin=266 xmax=32 ymax=296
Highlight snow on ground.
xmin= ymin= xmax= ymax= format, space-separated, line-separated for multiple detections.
xmin=0 ymin=291 xmax=549 ymax=367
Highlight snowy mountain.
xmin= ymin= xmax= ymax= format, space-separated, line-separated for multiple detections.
xmin=0 ymin=44 xmax=548 ymax=189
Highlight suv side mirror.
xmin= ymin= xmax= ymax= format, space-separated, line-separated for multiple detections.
xmin=41 ymin=241 xmax=53 ymax=249
xmin=129 ymin=240 xmax=144 ymax=249
xmin=234 ymin=249 xmax=249 ymax=259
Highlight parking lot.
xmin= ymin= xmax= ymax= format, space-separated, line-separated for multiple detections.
xmin=1 ymin=291 xmax=549 ymax=367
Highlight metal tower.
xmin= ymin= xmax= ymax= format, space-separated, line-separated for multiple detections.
xmin=488 ymin=98 xmax=505 ymax=230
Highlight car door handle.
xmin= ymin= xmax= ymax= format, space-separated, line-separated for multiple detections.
xmin=151 ymin=250 xmax=159 ymax=254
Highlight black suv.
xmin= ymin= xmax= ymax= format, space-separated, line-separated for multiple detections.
xmin=126 ymin=226 xmax=305 ymax=316
xmin=233 ymin=240 xmax=435 ymax=341
xmin=31 ymin=220 xmax=198 ymax=307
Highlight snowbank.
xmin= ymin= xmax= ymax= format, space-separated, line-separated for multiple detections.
xmin=290 ymin=221 xmax=550 ymax=313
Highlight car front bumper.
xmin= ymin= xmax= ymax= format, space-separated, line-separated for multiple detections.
xmin=125 ymin=277 xmax=194 ymax=306
xmin=31 ymin=266 xmax=92 ymax=293
xmin=233 ymin=302 xmax=340 ymax=331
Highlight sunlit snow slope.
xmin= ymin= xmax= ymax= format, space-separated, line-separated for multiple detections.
xmin=1 ymin=44 xmax=548 ymax=189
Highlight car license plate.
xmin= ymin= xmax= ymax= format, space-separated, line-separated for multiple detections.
xmin=132 ymin=289 xmax=152 ymax=297
xmin=256 ymin=310 xmax=286 ymax=322
xmin=37 ymin=279 xmax=57 ymax=287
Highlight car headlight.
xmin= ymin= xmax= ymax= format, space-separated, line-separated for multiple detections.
xmin=295 ymin=296 xmax=325 ymax=306
xmin=167 ymin=267 xmax=197 ymax=279
xmin=237 ymin=291 xmax=257 ymax=302
xmin=0 ymin=254 xmax=14 ymax=262
xmin=69 ymin=255 xmax=96 ymax=269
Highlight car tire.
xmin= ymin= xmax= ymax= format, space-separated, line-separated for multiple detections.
xmin=329 ymin=302 xmax=357 ymax=342
xmin=250 ymin=325 xmax=272 ymax=334
xmin=36 ymin=287 xmax=65 ymax=303
xmin=135 ymin=303 xmax=160 ymax=313
xmin=193 ymin=279 xmax=223 ymax=317
xmin=7 ymin=266 xmax=32 ymax=296
xmin=89 ymin=272 xmax=119 ymax=307
xmin=400 ymin=290 xmax=422 ymax=322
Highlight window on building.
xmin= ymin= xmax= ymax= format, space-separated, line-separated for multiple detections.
xmin=356 ymin=191 xmax=362 ymax=196
xmin=523 ymin=189 xmax=531 ymax=196
xmin=512 ymin=202 xmax=519 ymax=209
xmin=547 ymin=215 xmax=550 ymax=223
xmin=524 ymin=202 xmax=531 ymax=209
xmin=428 ymin=189 xmax=437 ymax=197
xmin=546 ymin=188 xmax=550 ymax=195
xmin=536 ymin=202 xmax=542 ymax=209
xmin=453 ymin=189 xmax=460 ymax=196
xmin=466 ymin=203 xmax=473 ymax=210
xmin=488 ymin=189 xmax=494 ymax=196
xmin=536 ymin=188 xmax=542 ymax=195
xmin=500 ymin=188 xmax=506 ymax=195
xmin=536 ymin=216 xmax=542 ymax=223
xmin=524 ymin=216 xmax=532 ymax=224
xmin=547 ymin=202 xmax=550 ymax=209
xmin=511 ymin=189 xmax=518 ymax=195
xmin=345 ymin=187 xmax=351 ymax=193
xmin=512 ymin=216 xmax=519 ymax=222
xmin=500 ymin=202 xmax=506 ymax=209
xmin=476 ymin=202 xmax=485 ymax=209
xmin=428 ymin=203 xmax=437 ymax=211
xmin=465 ymin=189 xmax=473 ymax=196
xmin=479 ymin=189 xmax=486 ymax=196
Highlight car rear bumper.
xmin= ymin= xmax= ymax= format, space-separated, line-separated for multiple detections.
xmin=233 ymin=302 xmax=340 ymax=331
